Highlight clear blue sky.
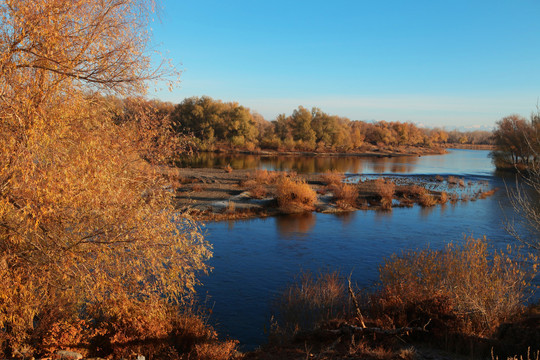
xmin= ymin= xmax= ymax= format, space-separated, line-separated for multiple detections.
xmin=150 ymin=0 xmax=540 ymax=128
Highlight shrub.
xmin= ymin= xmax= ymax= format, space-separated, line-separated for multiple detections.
xmin=419 ymin=192 xmax=437 ymax=207
xmin=252 ymin=169 xmax=283 ymax=185
xmin=377 ymin=236 xmax=537 ymax=337
xmin=374 ymin=178 xmax=395 ymax=210
xmin=249 ymin=184 xmax=268 ymax=199
xmin=321 ymin=170 xmax=345 ymax=186
xmin=276 ymin=178 xmax=317 ymax=213
xmin=328 ymin=182 xmax=358 ymax=210
xmin=448 ymin=176 xmax=459 ymax=185
xmin=439 ymin=191 xmax=448 ymax=204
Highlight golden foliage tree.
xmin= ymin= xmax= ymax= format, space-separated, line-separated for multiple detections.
xmin=0 ymin=0 xmax=210 ymax=353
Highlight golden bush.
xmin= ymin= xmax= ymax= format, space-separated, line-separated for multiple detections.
xmin=321 ymin=170 xmax=345 ymax=186
xmin=276 ymin=178 xmax=317 ymax=213
xmin=328 ymin=182 xmax=359 ymax=210
xmin=378 ymin=236 xmax=537 ymax=336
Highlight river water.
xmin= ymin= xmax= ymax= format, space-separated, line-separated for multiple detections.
xmin=190 ymin=150 xmax=531 ymax=349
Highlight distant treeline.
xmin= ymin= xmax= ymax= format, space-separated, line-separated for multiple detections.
xmin=110 ymin=95 xmax=494 ymax=152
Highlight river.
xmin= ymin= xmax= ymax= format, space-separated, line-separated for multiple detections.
xmin=190 ymin=149 xmax=532 ymax=349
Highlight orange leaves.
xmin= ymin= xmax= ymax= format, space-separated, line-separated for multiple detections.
xmin=0 ymin=1 xmax=205 ymax=355
xmin=378 ymin=236 xmax=537 ymax=336
xmin=276 ymin=177 xmax=317 ymax=213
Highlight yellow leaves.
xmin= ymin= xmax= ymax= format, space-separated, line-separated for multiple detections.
xmin=0 ymin=1 xmax=202 ymax=354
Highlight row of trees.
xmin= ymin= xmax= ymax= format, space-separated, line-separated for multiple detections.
xmin=142 ymin=96 xmax=491 ymax=152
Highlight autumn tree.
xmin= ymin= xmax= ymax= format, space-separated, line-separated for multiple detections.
xmin=492 ymin=114 xmax=537 ymax=169
xmin=290 ymin=106 xmax=316 ymax=149
xmin=172 ymin=96 xmax=259 ymax=149
xmin=0 ymin=0 xmax=210 ymax=355
xmin=500 ymin=112 xmax=540 ymax=250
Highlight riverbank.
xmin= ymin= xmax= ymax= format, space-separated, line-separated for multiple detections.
xmin=442 ymin=143 xmax=495 ymax=150
xmin=171 ymin=167 xmax=496 ymax=222
xmin=211 ymin=144 xmax=447 ymax=157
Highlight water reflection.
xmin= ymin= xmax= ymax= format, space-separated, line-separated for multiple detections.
xmin=177 ymin=152 xmax=423 ymax=174
xmin=332 ymin=211 xmax=357 ymax=226
xmin=178 ymin=150 xmax=495 ymax=177
xmin=275 ymin=213 xmax=316 ymax=237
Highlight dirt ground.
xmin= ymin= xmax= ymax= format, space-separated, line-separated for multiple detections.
xmin=168 ymin=166 xmax=492 ymax=222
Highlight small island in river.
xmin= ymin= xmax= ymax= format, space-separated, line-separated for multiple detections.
xmin=170 ymin=161 xmax=497 ymax=222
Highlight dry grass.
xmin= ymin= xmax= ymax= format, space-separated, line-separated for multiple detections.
xmin=249 ymin=183 xmax=268 ymax=199
xmin=398 ymin=184 xmax=426 ymax=197
xmin=418 ymin=192 xmax=437 ymax=207
xmin=494 ymin=349 xmax=540 ymax=360
xmin=194 ymin=340 xmax=238 ymax=360
xmin=447 ymin=176 xmax=458 ymax=185
xmin=374 ymin=178 xmax=395 ymax=210
xmin=435 ymin=175 xmax=444 ymax=182
xmin=320 ymin=170 xmax=345 ymax=186
xmin=439 ymin=191 xmax=448 ymax=204
xmin=191 ymin=183 xmax=205 ymax=192
xmin=478 ymin=188 xmax=498 ymax=199
xmin=276 ymin=178 xmax=317 ymax=213
xmin=241 ymin=169 xmax=288 ymax=199
xmin=275 ymin=271 xmax=347 ymax=338
xmin=328 ymin=182 xmax=358 ymax=210
xmin=376 ymin=236 xmax=537 ymax=337
xmin=253 ymin=169 xmax=285 ymax=184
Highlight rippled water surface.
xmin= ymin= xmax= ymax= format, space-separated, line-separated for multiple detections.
xmin=192 ymin=150 xmax=530 ymax=349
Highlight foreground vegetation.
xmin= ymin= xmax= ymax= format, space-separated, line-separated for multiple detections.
xmin=255 ymin=237 xmax=539 ymax=360
xmin=0 ymin=1 xmax=228 ymax=358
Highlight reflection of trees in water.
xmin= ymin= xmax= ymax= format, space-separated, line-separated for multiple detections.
xmin=332 ymin=211 xmax=357 ymax=226
xmin=276 ymin=213 xmax=316 ymax=237
xmin=370 ymin=156 xmax=418 ymax=174
xmin=420 ymin=204 xmax=436 ymax=218
xmin=374 ymin=209 xmax=393 ymax=221
xmin=179 ymin=153 xmax=421 ymax=174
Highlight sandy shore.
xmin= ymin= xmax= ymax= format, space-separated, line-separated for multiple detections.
xmin=170 ymin=167 xmax=494 ymax=222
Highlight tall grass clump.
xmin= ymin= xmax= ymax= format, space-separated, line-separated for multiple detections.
xmin=275 ymin=272 xmax=347 ymax=338
xmin=376 ymin=236 xmax=537 ymax=337
xmin=276 ymin=178 xmax=317 ymax=213
xmin=321 ymin=170 xmax=345 ymax=186
xmin=374 ymin=178 xmax=395 ymax=210
xmin=329 ymin=182 xmax=359 ymax=210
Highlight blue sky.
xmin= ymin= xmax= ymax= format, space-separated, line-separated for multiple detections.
xmin=150 ymin=0 xmax=540 ymax=128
